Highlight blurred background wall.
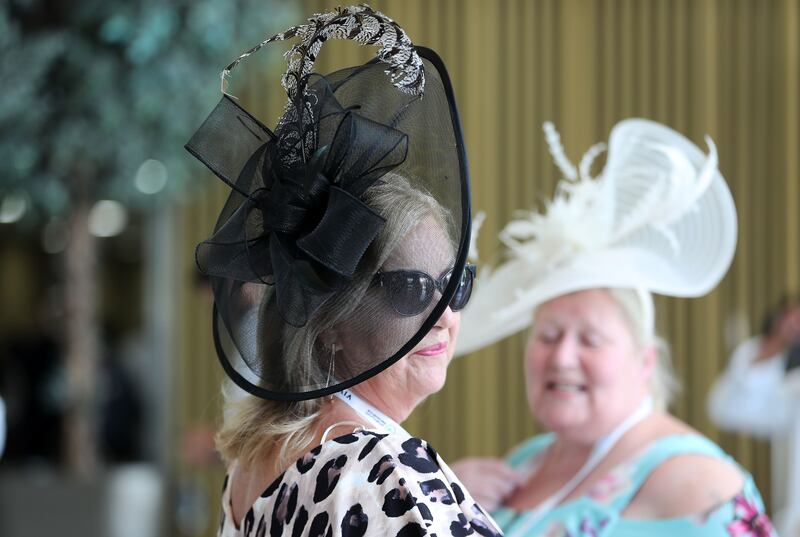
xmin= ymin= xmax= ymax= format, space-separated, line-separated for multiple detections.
xmin=2 ymin=1 xmax=799 ymax=536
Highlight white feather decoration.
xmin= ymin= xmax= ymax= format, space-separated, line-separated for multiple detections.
xmin=578 ymin=142 xmax=607 ymax=182
xmin=468 ymin=211 xmax=486 ymax=262
xmin=543 ymin=121 xmax=578 ymax=181
xmin=504 ymin=121 xmax=720 ymax=270
xmin=455 ymin=118 xmax=736 ymax=356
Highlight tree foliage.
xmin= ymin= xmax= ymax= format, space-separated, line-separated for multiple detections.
xmin=0 ymin=0 xmax=293 ymax=215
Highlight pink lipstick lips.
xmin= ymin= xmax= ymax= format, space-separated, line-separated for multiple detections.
xmin=415 ymin=341 xmax=448 ymax=356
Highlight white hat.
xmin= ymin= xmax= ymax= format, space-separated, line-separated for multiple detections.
xmin=456 ymin=118 xmax=738 ymax=356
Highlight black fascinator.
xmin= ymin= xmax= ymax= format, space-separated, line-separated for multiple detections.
xmin=186 ymin=5 xmax=470 ymax=401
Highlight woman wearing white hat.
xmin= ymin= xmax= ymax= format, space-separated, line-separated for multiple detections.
xmin=453 ymin=119 xmax=776 ymax=536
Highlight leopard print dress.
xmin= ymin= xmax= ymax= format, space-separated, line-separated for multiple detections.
xmin=219 ymin=430 xmax=502 ymax=537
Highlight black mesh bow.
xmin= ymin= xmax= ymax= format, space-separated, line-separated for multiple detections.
xmin=186 ymin=36 xmax=469 ymax=401
xmin=188 ymin=78 xmax=410 ymax=326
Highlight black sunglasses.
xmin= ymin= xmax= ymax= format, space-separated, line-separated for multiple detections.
xmin=373 ymin=263 xmax=477 ymax=316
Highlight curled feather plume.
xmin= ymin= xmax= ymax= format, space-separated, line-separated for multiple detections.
xmin=221 ymin=4 xmax=424 ymax=99
xmin=455 ymin=118 xmax=735 ymax=357
xmin=502 ymin=121 xmax=720 ymax=276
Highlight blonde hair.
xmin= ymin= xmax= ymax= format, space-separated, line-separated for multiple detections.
xmin=215 ymin=174 xmax=451 ymax=470
xmin=606 ymin=288 xmax=680 ymax=410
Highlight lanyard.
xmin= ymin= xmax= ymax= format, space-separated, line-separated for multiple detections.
xmin=334 ymin=388 xmax=504 ymax=534
xmin=334 ymin=389 xmax=406 ymax=436
xmin=508 ymin=396 xmax=654 ymax=536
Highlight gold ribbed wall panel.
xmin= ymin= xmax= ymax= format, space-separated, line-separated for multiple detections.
xmin=176 ymin=2 xmax=800 ymax=532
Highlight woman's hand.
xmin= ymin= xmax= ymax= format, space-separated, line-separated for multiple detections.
xmin=450 ymin=457 xmax=525 ymax=511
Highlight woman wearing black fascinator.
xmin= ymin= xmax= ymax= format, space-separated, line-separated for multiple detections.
xmin=186 ymin=5 xmax=501 ymax=536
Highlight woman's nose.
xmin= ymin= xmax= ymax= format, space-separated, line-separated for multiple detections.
xmin=435 ymin=304 xmax=458 ymax=329
xmin=549 ymin=336 xmax=578 ymax=368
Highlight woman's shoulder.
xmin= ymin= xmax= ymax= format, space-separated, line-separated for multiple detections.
xmin=619 ymin=436 xmax=776 ymax=535
xmin=242 ymin=429 xmax=449 ymax=487
xmin=631 ymin=449 xmax=744 ymax=518
xmin=308 ymin=429 xmax=446 ymax=473
xmin=222 ymin=431 xmax=503 ymax=535
xmin=625 ymin=422 xmax=752 ymax=520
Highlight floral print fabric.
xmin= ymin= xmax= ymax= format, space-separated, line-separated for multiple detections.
xmin=493 ymin=434 xmax=777 ymax=537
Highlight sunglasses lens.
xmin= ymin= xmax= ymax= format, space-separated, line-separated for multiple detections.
xmin=386 ymin=272 xmax=436 ymax=316
xmin=449 ymin=267 xmax=474 ymax=311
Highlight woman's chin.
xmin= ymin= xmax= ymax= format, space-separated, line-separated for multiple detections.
xmin=421 ymin=370 xmax=448 ymax=397
xmin=535 ymin=407 xmax=590 ymax=434
xmin=412 ymin=370 xmax=448 ymax=400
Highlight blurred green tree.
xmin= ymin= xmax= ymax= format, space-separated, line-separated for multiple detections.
xmin=0 ymin=0 xmax=293 ymax=475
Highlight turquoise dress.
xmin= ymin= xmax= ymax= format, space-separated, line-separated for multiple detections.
xmin=493 ymin=434 xmax=777 ymax=537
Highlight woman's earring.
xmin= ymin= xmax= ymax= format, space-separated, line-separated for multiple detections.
xmin=325 ymin=343 xmax=338 ymax=393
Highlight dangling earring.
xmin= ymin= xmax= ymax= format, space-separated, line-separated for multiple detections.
xmin=326 ymin=343 xmax=338 ymax=400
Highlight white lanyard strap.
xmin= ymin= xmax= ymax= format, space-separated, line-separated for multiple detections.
xmin=509 ymin=396 xmax=654 ymax=536
xmin=334 ymin=389 xmax=405 ymax=436
xmin=335 ymin=389 xmax=504 ymax=535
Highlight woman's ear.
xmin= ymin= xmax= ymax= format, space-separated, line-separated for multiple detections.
xmin=641 ymin=344 xmax=658 ymax=381
xmin=318 ymin=329 xmax=341 ymax=352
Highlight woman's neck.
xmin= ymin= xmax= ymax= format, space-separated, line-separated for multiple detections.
xmin=316 ymin=396 xmax=372 ymax=437
xmin=549 ymin=394 xmax=654 ymax=453
xmin=350 ymin=384 xmax=417 ymax=423
xmin=547 ymin=435 xmax=594 ymax=468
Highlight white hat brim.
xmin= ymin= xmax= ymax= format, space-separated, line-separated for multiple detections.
xmin=456 ymin=119 xmax=737 ymax=356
